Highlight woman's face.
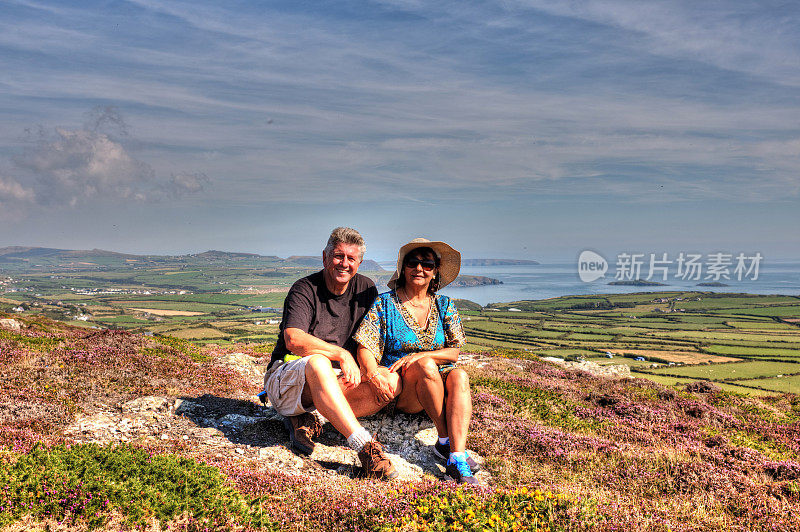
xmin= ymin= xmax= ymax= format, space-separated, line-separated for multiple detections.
xmin=402 ymin=250 xmax=437 ymax=291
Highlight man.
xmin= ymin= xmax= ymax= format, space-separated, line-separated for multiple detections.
xmin=263 ymin=227 xmax=399 ymax=479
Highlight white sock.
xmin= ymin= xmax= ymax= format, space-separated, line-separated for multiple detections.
xmin=346 ymin=427 xmax=372 ymax=452
xmin=438 ymin=437 xmax=449 ymax=445
xmin=448 ymin=451 xmax=466 ymax=464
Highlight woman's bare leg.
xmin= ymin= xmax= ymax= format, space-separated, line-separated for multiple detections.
xmin=395 ymin=357 xmax=448 ymax=438
xmin=444 ymin=368 xmax=471 ymax=453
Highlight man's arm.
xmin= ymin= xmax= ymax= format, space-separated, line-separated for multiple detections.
xmin=284 ymin=327 xmax=361 ymax=387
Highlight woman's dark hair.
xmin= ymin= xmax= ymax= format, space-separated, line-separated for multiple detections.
xmin=395 ymin=246 xmax=441 ymax=295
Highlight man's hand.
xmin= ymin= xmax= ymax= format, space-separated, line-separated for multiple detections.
xmin=367 ymin=370 xmax=396 ymax=403
xmin=338 ymin=349 xmax=361 ymax=389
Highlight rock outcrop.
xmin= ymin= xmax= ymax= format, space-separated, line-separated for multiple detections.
xmin=541 ymin=357 xmax=631 ymax=378
xmin=61 ymin=349 xmax=633 ymax=483
xmin=63 ymin=352 xmax=490 ymax=483
xmin=0 ymin=318 xmax=23 ymax=332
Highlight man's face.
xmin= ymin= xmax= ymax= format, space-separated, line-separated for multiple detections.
xmin=322 ymin=242 xmax=362 ymax=287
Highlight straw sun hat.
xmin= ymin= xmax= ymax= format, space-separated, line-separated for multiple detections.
xmin=387 ymin=238 xmax=461 ymax=290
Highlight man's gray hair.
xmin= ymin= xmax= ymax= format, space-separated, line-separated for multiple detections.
xmin=324 ymin=227 xmax=366 ymax=260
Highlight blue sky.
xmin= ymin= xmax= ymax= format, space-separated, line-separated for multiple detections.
xmin=0 ymin=0 xmax=798 ymax=261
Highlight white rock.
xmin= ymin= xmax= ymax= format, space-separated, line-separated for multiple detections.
xmin=122 ymin=396 xmax=171 ymax=414
xmin=557 ymin=360 xmax=632 ymax=378
xmin=220 ymin=352 xmax=255 ymax=366
xmin=0 ymin=318 xmax=22 ymax=331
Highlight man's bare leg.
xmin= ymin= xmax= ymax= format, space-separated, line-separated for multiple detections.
xmin=297 ymin=355 xmax=398 ymax=479
xmin=300 ymin=355 xmax=362 ymax=437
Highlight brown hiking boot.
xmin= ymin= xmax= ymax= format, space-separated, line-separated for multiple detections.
xmin=283 ymin=412 xmax=323 ymax=456
xmin=357 ymin=439 xmax=398 ymax=480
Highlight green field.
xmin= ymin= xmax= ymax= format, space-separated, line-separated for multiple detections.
xmin=735 ymin=375 xmax=800 ymax=393
xmin=644 ymin=361 xmax=800 ymax=380
xmin=725 ymin=320 xmax=798 ymax=330
xmin=4 ymin=260 xmax=800 ymax=395
xmin=703 ymin=345 xmax=800 ymax=357
xmin=469 ymin=292 xmax=800 ymax=395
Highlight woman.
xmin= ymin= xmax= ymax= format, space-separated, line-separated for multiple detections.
xmin=354 ymin=238 xmax=480 ymax=484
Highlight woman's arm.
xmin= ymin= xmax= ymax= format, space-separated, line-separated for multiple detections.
xmin=356 ymin=344 xmax=399 ymax=402
xmin=388 ymin=347 xmax=460 ymax=373
xmin=356 ymin=344 xmax=381 ymax=379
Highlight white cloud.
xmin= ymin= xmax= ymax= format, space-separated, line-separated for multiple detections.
xmin=5 ymin=108 xmax=209 ymax=211
xmin=18 ymin=127 xmax=153 ymax=201
xmin=162 ymin=172 xmax=210 ymax=198
xmin=0 ymin=175 xmax=35 ymax=202
xmin=0 ymin=175 xmax=35 ymax=221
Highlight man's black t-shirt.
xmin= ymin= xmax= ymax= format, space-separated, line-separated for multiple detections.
xmin=269 ymin=271 xmax=378 ymax=368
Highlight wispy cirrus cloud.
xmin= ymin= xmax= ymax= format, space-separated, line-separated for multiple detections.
xmin=0 ymin=1 xmax=797 ymax=254
xmin=516 ymin=0 xmax=800 ymax=87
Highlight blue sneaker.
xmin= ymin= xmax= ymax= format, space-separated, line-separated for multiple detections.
xmin=445 ymin=454 xmax=479 ymax=485
xmin=433 ymin=441 xmax=481 ymax=472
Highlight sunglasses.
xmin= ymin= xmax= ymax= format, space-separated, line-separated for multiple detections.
xmin=404 ymin=258 xmax=436 ymax=271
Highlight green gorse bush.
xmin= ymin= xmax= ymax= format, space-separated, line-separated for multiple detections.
xmin=0 ymin=443 xmax=277 ymax=530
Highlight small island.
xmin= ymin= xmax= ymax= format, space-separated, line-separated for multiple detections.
xmin=452 ymin=275 xmax=503 ymax=287
xmin=608 ymin=279 xmax=667 ymax=286
xmin=697 ymin=282 xmax=729 ymax=287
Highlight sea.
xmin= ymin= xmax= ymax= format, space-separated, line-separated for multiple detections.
xmin=434 ymin=260 xmax=800 ymax=306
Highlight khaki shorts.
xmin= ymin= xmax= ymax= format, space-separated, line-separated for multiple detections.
xmin=265 ymin=357 xmax=315 ymax=417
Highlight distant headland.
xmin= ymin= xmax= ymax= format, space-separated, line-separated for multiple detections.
xmin=461 ymin=259 xmax=540 ymax=266
xmin=608 ymin=279 xmax=667 ymax=286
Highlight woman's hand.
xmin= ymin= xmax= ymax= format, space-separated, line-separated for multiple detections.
xmin=367 ymin=370 xmax=397 ymax=403
xmin=389 ymin=352 xmax=425 ymax=374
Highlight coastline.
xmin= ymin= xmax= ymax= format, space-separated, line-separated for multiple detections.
xmin=439 ymin=262 xmax=800 ymax=306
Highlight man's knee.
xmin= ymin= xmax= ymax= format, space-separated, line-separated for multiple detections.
xmin=305 ymin=354 xmax=333 ymax=376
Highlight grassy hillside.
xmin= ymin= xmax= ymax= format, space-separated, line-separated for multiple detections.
xmin=1 ymin=314 xmax=798 ymax=531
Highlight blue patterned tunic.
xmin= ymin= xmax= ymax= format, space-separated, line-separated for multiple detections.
xmin=353 ymin=291 xmax=466 ymax=367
